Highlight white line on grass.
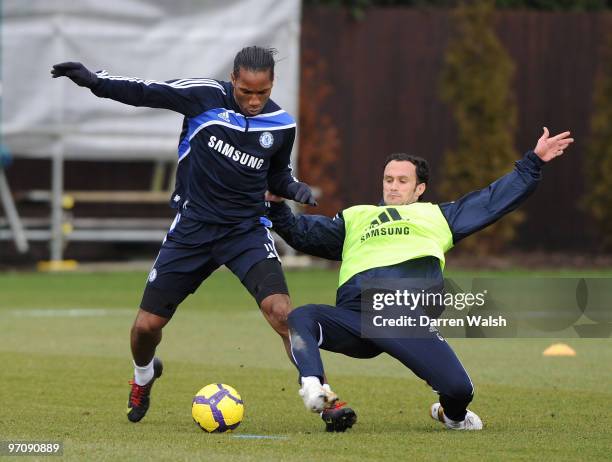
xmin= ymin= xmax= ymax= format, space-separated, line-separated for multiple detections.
xmin=232 ymin=435 xmax=289 ymax=440
xmin=10 ymin=308 xmax=134 ymax=317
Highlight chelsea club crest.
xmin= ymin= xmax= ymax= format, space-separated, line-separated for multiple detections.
xmin=259 ymin=131 xmax=274 ymax=149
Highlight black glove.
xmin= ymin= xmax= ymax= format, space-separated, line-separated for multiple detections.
xmin=287 ymin=182 xmax=317 ymax=206
xmin=51 ymin=62 xmax=99 ymax=88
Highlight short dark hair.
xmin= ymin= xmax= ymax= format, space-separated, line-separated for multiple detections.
xmin=233 ymin=46 xmax=278 ymax=80
xmin=384 ymin=153 xmax=430 ymax=185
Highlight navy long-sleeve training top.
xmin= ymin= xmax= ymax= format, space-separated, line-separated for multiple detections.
xmin=91 ymin=71 xmax=298 ymax=225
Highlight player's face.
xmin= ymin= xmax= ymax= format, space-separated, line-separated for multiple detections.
xmin=382 ymin=160 xmax=426 ymax=205
xmin=231 ymin=68 xmax=274 ymax=116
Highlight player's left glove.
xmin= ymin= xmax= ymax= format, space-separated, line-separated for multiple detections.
xmin=51 ymin=62 xmax=99 ymax=88
xmin=287 ymin=182 xmax=317 ymax=206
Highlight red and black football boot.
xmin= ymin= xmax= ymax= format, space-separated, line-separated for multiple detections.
xmin=321 ymin=401 xmax=357 ymax=432
xmin=127 ymin=357 xmax=163 ymax=423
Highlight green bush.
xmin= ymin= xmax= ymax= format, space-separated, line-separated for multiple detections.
xmin=584 ymin=28 xmax=612 ymax=249
xmin=438 ymin=0 xmax=522 ymax=254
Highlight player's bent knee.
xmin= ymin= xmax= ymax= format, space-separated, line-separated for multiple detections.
xmin=260 ymin=295 xmax=290 ymax=320
xmin=132 ymin=310 xmax=168 ymax=335
xmin=258 ymin=296 xmax=291 ymax=339
xmin=287 ymin=305 xmax=318 ymax=329
xmin=444 ymin=377 xmax=474 ymax=401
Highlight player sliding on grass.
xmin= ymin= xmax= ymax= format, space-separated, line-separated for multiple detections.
xmin=267 ymin=128 xmax=573 ymax=432
xmin=51 ymin=47 xmax=317 ymax=423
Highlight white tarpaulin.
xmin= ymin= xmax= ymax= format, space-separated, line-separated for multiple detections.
xmin=2 ymin=0 xmax=301 ymax=160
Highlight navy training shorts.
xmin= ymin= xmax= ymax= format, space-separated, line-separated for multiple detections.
xmin=140 ymin=214 xmax=287 ymax=318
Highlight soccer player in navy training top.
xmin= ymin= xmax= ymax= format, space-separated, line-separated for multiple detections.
xmin=266 ymin=128 xmax=573 ymax=432
xmin=51 ymin=47 xmax=316 ymax=423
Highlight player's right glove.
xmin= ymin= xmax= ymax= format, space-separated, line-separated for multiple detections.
xmin=51 ymin=62 xmax=99 ymax=88
xmin=287 ymin=181 xmax=317 ymax=206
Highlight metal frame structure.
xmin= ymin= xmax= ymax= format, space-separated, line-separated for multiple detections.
xmin=0 ymin=154 xmax=175 ymax=260
xmin=0 ymin=0 xmax=28 ymax=254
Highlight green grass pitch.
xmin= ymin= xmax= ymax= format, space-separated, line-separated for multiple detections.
xmin=1 ymin=268 xmax=611 ymax=461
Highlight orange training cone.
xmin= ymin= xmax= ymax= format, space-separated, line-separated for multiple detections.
xmin=542 ymin=343 xmax=576 ymax=357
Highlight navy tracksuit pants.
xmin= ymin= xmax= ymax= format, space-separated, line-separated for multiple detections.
xmin=288 ymin=303 xmax=474 ymax=421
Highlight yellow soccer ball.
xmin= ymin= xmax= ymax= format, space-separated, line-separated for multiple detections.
xmin=192 ymin=383 xmax=244 ymax=433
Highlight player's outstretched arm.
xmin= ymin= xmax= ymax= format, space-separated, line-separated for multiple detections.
xmin=51 ymin=61 xmax=205 ymax=116
xmin=440 ymin=127 xmax=574 ymax=243
xmin=266 ymin=193 xmax=343 ymax=260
